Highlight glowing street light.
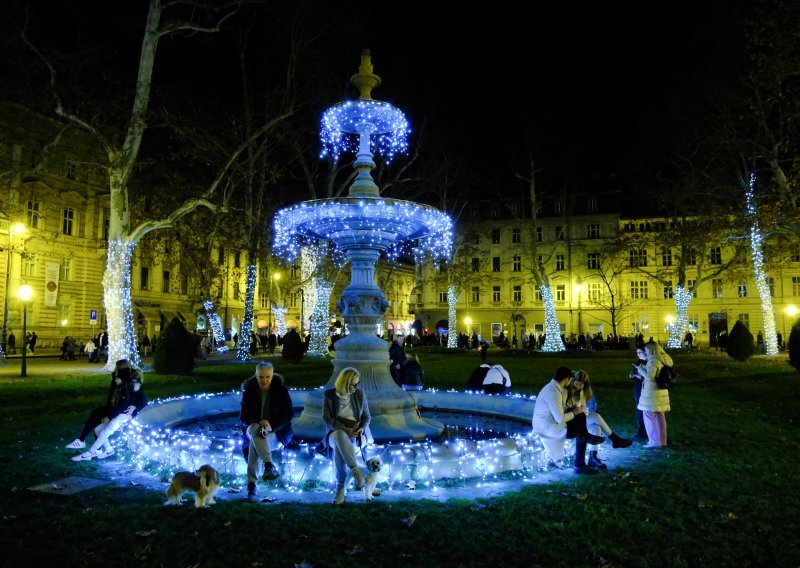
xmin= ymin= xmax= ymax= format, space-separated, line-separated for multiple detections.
xmin=18 ymin=284 xmax=32 ymax=377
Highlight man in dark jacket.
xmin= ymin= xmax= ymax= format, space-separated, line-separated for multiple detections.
xmin=388 ymin=333 xmax=406 ymax=386
xmin=239 ymin=361 xmax=295 ymax=497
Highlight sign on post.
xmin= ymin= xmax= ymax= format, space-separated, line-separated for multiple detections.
xmin=89 ymin=309 xmax=98 ymax=325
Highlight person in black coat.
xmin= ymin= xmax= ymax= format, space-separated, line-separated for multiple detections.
xmin=389 ymin=333 xmax=407 ymax=386
xmin=401 ymin=354 xmax=425 ymax=390
xmin=238 ymin=361 xmax=295 ymax=497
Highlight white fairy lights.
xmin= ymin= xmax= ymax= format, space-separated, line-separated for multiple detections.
xmin=447 ymin=285 xmax=459 ymax=348
xmin=666 ymin=285 xmax=693 ymax=349
xmin=308 ymin=278 xmax=334 ymax=357
xmin=746 ymin=172 xmax=778 ymax=355
xmin=236 ymin=264 xmax=258 ymax=361
xmin=202 ymin=300 xmax=229 ymax=354
xmin=320 ymin=99 xmax=410 ymax=164
xmin=539 ymin=285 xmax=565 ymax=352
xmin=103 ymin=239 xmax=142 ymax=369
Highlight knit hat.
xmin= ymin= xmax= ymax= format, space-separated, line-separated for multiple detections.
xmin=554 ymin=366 xmax=573 ymax=381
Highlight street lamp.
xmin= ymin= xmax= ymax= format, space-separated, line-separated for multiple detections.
xmin=18 ymin=284 xmax=32 ymax=377
xmin=2 ymin=222 xmax=25 ymax=357
xmin=464 ymin=316 xmax=472 ymax=335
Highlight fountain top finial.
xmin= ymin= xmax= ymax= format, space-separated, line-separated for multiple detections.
xmin=350 ymin=49 xmax=381 ymax=100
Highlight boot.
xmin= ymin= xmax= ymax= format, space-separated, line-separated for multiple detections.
xmin=587 ymin=450 xmax=607 ymax=470
xmin=573 ymin=437 xmax=598 ymax=475
xmin=580 ymin=431 xmax=605 ymax=445
xmin=351 ymin=466 xmax=366 ymax=490
xmin=609 ymin=432 xmax=633 ymax=449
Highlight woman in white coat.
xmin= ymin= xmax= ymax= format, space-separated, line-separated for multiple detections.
xmin=636 ymin=341 xmax=672 ymax=448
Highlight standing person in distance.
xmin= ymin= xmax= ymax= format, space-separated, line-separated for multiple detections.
xmin=630 ymin=347 xmax=648 ymax=439
xmin=634 ymin=341 xmax=672 ymax=448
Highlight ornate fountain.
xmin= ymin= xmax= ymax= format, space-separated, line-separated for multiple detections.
xmin=274 ymin=50 xmax=453 ymax=442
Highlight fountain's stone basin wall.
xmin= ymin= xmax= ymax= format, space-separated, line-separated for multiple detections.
xmin=125 ymin=390 xmax=546 ymax=484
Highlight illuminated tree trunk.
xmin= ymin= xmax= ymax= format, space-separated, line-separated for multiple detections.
xmin=667 ymin=285 xmax=692 ymax=348
xmin=273 ymin=306 xmax=287 ymax=337
xmin=202 ymin=299 xmax=228 ymax=353
xmin=102 ymin=240 xmax=141 ymax=368
xmin=308 ymin=278 xmax=334 ymax=356
xmin=447 ymin=284 xmax=459 ymax=348
xmin=539 ymin=285 xmax=565 ymax=352
xmin=747 ymin=173 xmax=778 ymax=355
xmin=236 ymin=264 xmax=258 ymax=360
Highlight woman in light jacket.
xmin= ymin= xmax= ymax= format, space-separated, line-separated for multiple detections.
xmin=636 ymin=341 xmax=672 ymax=448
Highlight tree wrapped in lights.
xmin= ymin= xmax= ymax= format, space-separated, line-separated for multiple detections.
xmin=273 ymin=305 xmax=287 ymax=337
xmin=666 ymin=285 xmax=693 ymax=348
xmin=447 ymin=284 xmax=459 ymax=348
xmin=103 ymin=240 xmax=142 ymax=368
xmin=539 ymin=285 xmax=565 ymax=352
xmin=236 ymin=263 xmax=259 ymax=360
xmin=202 ymin=300 xmax=229 ymax=354
xmin=745 ymin=172 xmax=778 ymax=355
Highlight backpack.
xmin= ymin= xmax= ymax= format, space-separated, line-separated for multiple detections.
xmin=656 ymin=364 xmax=675 ymax=390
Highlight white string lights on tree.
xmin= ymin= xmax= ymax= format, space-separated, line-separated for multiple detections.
xmin=320 ymin=99 xmax=410 ymax=164
xmin=538 ymin=285 xmax=565 ymax=352
xmin=447 ymin=284 xmax=459 ymax=348
xmin=273 ymin=306 xmax=287 ymax=337
xmin=237 ymin=264 xmax=258 ymax=361
xmin=308 ymin=278 xmax=334 ymax=357
xmin=103 ymin=239 xmax=141 ymax=369
xmin=746 ymin=172 xmax=778 ymax=355
xmin=666 ymin=285 xmax=693 ymax=349
xmin=202 ymin=300 xmax=228 ymax=354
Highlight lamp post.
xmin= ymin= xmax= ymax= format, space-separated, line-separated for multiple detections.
xmin=19 ymin=284 xmax=32 ymax=377
xmin=2 ymin=223 xmax=25 ymax=358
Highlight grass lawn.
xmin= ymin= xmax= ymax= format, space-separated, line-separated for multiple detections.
xmin=1 ymin=348 xmax=798 ymax=567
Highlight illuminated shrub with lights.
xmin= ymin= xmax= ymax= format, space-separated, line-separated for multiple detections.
xmin=788 ymin=319 xmax=800 ymax=372
xmin=726 ymin=320 xmax=755 ymax=362
xmin=154 ymin=317 xmax=196 ymax=374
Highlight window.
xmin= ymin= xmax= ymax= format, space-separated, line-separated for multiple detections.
xmin=471 ymin=286 xmax=481 ymax=303
xmin=629 ymin=249 xmax=647 ymax=267
xmin=661 ymin=247 xmax=672 ymax=266
xmin=289 ymin=292 xmax=297 ymax=308
xmin=536 ymin=227 xmax=542 ymax=242
xmin=556 ymin=254 xmax=565 ymax=271
xmin=491 ymin=229 xmax=501 ymax=244
xmin=140 ymin=267 xmax=150 ymax=290
xmin=290 ymin=264 xmax=299 ymax=278
xmin=62 ymin=208 xmax=75 ymax=235
xmin=688 ymin=315 xmax=699 ymax=333
xmin=439 ymin=290 xmax=448 ymax=303
xmin=663 ymin=282 xmax=673 ymax=299
xmin=181 ymin=274 xmax=189 ymax=295
xmin=685 ymin=248 xmax=697 ymax=266
xmin=535 ymin=288 xmax=543 ymax=301
xmin=687 ymin=279 xmax=696 ymax=293
xmin=66 ymin=160 xmax=77 ymax=180
xmin=738 ymin=313 xmax=750 ymax=329
xmin=472 ymin=258 xmax=480 ymax=272
xmin=492 ymin=286 xmax=501 ymax=302
xmin=492 ymin=257 xmax=501 ymax=272
xmin=217 ymin=247 xmax=225 ymax=265
xmin=587 ymin=253 xmax=600 ymax=270
xmin=710 ymin=247 xmax=722 ymax=264
xmin=587 ymin=282 xmax=601 ymax=301
xmin=60 ymin=259 xmax=72 ymax=281
xmin=555 ymin=226 xmax=564 ymax=240
xmin=588 ymin=197 xmax=598 ymax=212
xmin=738 ymin=281 xmax=748 ymax=298
xmin=587 ymin=224 xmax=600 ymax=239
xmin=630 ymin=280 xmax=649 ymax=299
xmin=234 ymin=252 xmax=241 ymax=268
xmin=27 ymin=201 xmax=40 ymax=229
xmin=793 ymin=276 xmax=800 ymax=296
xmin=233 ymin=281 xmax=240 ymax=300
xmin=57 ymin=303 xmax=70 ymax=326
xmin=23 ymin=254 xmax=37 ymax=277
xmin=556 ymin=284 xmax=566 ymax=302
xmin=162 ymin=270 xmax=171 ymax=293
xmin=260 ymin=292 xmax=270 ymax=308
xmin=513 ymin=256 xmax=521 ymax=272
xmin=712 ymin=278 xmax=723 ymax=298
xmin=512 ymin=228 xmax=521 ymax=243
xmin=513 ymin=285 xmax=522 ymax=302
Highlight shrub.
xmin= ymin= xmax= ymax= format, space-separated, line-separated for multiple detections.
xmin=789 ymin=319 xmax=800 ymax=372
xmin=281 ymin=328 xmax=304 ymax=362
xmin=726 ymin=320 xmax=755 ymax=362
xmin=153 ymin=317 xmax=196 ymax=374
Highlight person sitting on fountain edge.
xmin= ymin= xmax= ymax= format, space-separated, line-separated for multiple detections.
xmin=389 ymin=332 xmax=407 ymax=386
xmin=531 ymin=366 xmax=605 ymax=474
xmin=238 ymin=361 xmax=297 ymax=498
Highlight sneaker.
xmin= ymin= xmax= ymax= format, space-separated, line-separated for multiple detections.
xmin=96 ymin=448 xmax=115 ymax=459
xmin=247 ymin=481 xmax=257 ymax=498
xmin=262 ymin=462 xmax=280 ymax=481
xmin=65 ymin=439 xmax=86 ymax=450
xmin=332 ymin=487 xmax=346 ymax=505
xmin=71 ymin=450 xmax=98 ymax=462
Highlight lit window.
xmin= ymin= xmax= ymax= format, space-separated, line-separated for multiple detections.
xmin=60 ymin=259 xmax=72 ymax=281
xmin=556 ymin=284 xmax=565 ymax=302
xmin=556 ymin=255 xmax=565 ymax=271
xmin=471 ymin=286 xmax=481 ymax=303
xmin=62 ymin=208 xmax=75 ymax=235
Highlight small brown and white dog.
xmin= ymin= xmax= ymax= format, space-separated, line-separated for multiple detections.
xmin=364 ymin=456 xmax=382 ymax=501
xmin=165 ymin=464 xmax=220 ymax=508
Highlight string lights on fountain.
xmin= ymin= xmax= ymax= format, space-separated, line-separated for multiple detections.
xmin=103 ymin=239 xmax=142 ymax=368
xmin=320 ymin=99 xmax=410 ymax=164
xmin=236 ymin=264 xmax=259 ymax=361
xmin=746 ymin=172 xmax=778 ymax=355
xmin=202 ymin=300 xmax=228 ymax=354
xmin=666 ymin=285 xmax=693 ymax=349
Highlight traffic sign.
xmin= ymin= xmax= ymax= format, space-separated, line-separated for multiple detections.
xmin=90 ymin=309 xmax=98 ymax=325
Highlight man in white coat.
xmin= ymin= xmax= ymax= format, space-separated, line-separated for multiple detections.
xmin=532 ymin=366 xmax=604 ymax=474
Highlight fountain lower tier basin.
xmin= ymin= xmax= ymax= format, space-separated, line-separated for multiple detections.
xmin=122 ymin=390 xmax=555 ymax=487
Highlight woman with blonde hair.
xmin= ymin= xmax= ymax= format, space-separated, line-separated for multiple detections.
xmin=321 ymin=367 xmax=370 ymax=504
xmin=635 ymin=341 xmax=672 ymax=448
xmin=569 ymin=370 xmax=632 ymax=469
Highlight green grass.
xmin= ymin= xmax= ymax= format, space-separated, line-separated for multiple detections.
xmin=1 ymin=349 xmax=799 ymax=567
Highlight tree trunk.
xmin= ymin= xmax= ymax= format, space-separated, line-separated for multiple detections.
xmin=447 ymin=284 xmax=459 ymax=348
xmin=540 ymin=285 xmax=565 ymax=351
xmin=236 ymin=263 xmax=258 ymax=360
xmin=667 ymin=286 xmax=692 ymax=348
xmin=102 ymin=239 xmax=141 ymax=369
xmin=273 ymin=306 xmax=287 ymax=337
xmin=308 ymin=278 xmax=334 ymax=356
